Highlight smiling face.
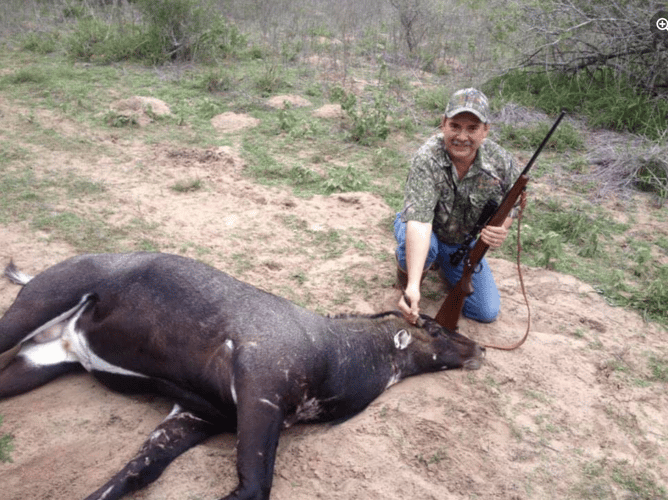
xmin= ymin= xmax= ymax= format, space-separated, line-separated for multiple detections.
xmin=441 ymin=112 xmax=490 ymax=169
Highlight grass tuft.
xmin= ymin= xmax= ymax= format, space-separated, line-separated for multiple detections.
xmin=0 ymin=415 xmax=14 ymax=463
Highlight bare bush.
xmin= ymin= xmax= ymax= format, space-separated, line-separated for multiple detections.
xmin=388 ymin=0 xmax=430 ymax=53
xmin=516 ymin=0 xmax=667 ymax=94
xmin=586 ymin=130 xmax=668 ymax=204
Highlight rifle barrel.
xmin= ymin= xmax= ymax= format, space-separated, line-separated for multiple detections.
xmin=520 ymin=111 xmax=566 ymax=178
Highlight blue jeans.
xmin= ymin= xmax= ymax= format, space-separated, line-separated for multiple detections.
xmin=394 ymin=213 xmax=500 ymax=323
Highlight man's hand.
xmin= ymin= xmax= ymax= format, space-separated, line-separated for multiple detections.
xmin=399 ymin=220 xmax=432 ymax=324
xmin=480 ymin=216 xmax=513 ymax=249
xmin=398 ymin=284 xmax=421 ymax=324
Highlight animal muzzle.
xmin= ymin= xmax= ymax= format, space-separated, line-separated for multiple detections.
xmin=462 ymin=345 xmax=485 ymax=370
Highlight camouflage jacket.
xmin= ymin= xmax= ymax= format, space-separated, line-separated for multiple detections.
xmin=401 ymin=134 xmax=520 ymax=245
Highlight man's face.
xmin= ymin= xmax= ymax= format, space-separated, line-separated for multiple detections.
xmin=441 ymin=112 xmax=490 ymax=166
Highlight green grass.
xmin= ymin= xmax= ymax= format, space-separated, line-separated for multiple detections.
xmin=497 ymin=121 xmax=585 ymax=153
xmin=0 ymin=415 xmax=13 ymax=463
xmin=648 ymin=355 xmax=668 ymax=382
xmin=611 ymin=462 xmax=668 ymax=500
xmin=570 ymin=458 xmax=668 ymax=500
xmin=485 ymin=68 xmax=668 ymax=141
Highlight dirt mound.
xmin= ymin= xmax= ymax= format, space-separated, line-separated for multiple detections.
xmin=266 ymin=94 xmax=312 ymax=109
xmin=211 ymin=111 xmax=260 ymax=132
xmin=313 ymin=103 xmax=344 ymax=119
xmin=109 ymin=96 xmax=171 ymax=126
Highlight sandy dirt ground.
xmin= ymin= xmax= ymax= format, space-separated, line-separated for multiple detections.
xmin=0 ymin=96 xmax=666 ymax=500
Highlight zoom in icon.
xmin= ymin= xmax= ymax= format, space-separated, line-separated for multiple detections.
xmin=651 ymin=11 xmax=668 ymax=38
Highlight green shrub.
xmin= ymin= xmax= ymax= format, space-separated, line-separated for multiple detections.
xmin=137 ymin=0 xmax=246 ymax=63
xmin=66 ymin=0 xmax=246 ymax=64
xmin=254 ymin=65 xmax=289 ymax=96
xmin=620 ymin=265 xmax=668 ymax=323
xmin=170 ymin=178 xmax=204 ymax=193
xmin=415 ymin=87 xmax=448 ymax=114
xmin=323 ymin=165 xmax=371 ymax=193
xmin=1 ymin=67 xmax=50 ymax=85
xmin=336 ymin=89 xmax=391 ymax=146
xmin=195 ymin=69 xmax=235 ymax=93
xmin=484 ymin=69 xmax=668 ymax=140
xmin=21 ymin=32 xmax=59 ymax=54
xmin=66 ymin=17 xmax=143 ymax=63
xmin=636 ymin=159 xmax=668 ymax=202
xmin=277 ymin=106 xmax=323 ymax=139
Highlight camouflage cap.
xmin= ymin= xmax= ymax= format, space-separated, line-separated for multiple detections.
xmin=444 ymin=88 xmax=490 ymax=123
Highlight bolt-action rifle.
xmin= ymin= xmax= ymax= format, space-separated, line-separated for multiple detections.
xmin=434 ymin=111 xmax=566 ymax=331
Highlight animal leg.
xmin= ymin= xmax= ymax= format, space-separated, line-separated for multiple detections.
xmin=83 ymin=404 xmax=219 ymax=500
xmin=223 ymin=397 xmax=284 ymax=500
xmin=0 ymin=293 xmax=95 ymax=397
xmin=0 ymin=342 xmax=83 ymax=399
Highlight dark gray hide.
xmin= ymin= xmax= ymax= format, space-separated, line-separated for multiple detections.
xmin=0 ymin=252 xmax=484 ymax=500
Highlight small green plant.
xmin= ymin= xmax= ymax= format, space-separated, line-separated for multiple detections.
xmin=62 ymin=2 xmax=87 ymax=19
xmin=311 ymin=228 xmax=345 ymax=260
xmin=648 ymin=355 xmax=668 ymax=382
xmin=521 ymin=225 xmax=564 ymax=269
xmin=277 ymin=105 xmax=323 ymax=139
xmin=636 ymin=159 xmax=668 ymax=204
xmin=105 ymin=111 xmax=139 ymax=128
xmin=573 ymin=327 xmax=586 ymax=339
xmin=197 ymin=70 xmax=234 ymax=93
xmin=254 ymin=64 xmax=287 ymax=96
xmin=415 ymin=87 xmax=447 ymax=115
xmin=0 ymin=415 xmax=14 ymax=463
xmin=291 ymin=270 xmax=307 ymax=285
xmin=619 ymin=264 xmax=668 ymax=323
xmin=288 ymin=165 xmax=322 ymax=193
xmin=417 ymin=447 xmax=447 ymax=466
xmin=277 ymin=104 xmax=298 ymax=132
xmin=322 ymin=165 xmax=371 ymax=193
xmin=333 ymin=88 xmax=391 ymax=145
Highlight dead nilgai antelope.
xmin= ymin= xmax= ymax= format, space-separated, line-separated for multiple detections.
xmin=0 ymin=252 xmax=484 ymax=500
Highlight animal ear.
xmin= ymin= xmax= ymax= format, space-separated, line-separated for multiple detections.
xmin=422 ymin=317 xmax=442 ymax=338
xmin=393 ymin=329 xmax=413 ymax=350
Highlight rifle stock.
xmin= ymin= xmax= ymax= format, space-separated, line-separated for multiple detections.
xmin=434 ymin=111 xmax=565 ymax=330
xmin=434 ymin=176 xmax=528 ymax=330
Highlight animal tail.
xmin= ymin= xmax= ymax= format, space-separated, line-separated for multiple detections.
xmin=4 ymin=261 xmax=34 ymax=286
